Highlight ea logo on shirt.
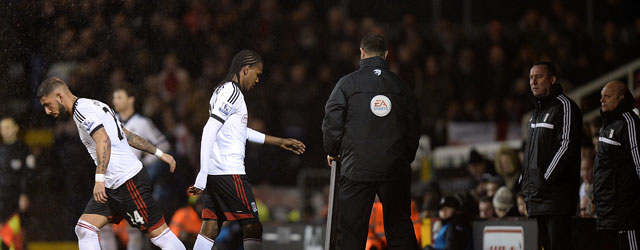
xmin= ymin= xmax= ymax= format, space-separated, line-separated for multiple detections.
xmin=370 ymin=95 xmax=391 ymax=117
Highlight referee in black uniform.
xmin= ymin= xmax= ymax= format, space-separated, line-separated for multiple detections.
xmin=322 ymin=33 xmax=420 ymax=250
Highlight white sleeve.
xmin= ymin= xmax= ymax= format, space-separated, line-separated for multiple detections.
xmin=209 ymin=83 xmax=241 ymax=123
xmin=75 ymin=105 xmax=105 ymax=137
xmin=247 ymin=128 xmax=265 ymax=144
xmin=194 ymin=117 xmax=223 ymax=190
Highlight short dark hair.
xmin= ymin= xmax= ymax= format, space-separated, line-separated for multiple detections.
xmin=360 ymin=33 xmax=387 ymax=56
xmin=533 ymin=61 xmax=557 ymax=77
xmin=113 ymin=82 xmax=137 ymax=99
xmin=37 ymin=77 xmax=66 ymax=99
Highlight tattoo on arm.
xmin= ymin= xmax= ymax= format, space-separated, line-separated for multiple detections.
xmin=97 ymin=138 xmax=111 ymax=174
xmin=124 ymin=129 xmax=156 ymax=154
xmin=93 ymin=128 xmax=111 ymax=175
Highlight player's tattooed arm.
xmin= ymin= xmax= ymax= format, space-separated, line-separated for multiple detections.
xmin=123 ymin=127 xmax=177 ymax=173
xmin=92 ymin=127 xmax=112 ymax=174
xmin=122 ymin=127 xmax=156 ymax=154
xmin=92 ymin=127 xmax=111 ymax=203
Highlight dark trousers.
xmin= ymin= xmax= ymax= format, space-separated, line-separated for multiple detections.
xmin=338 ymin=176 xmax=419 ymax=250
xmin=617 ymin=229 xmax=640 ymax=250
xmin=536 ymin=215 xmax=573 ymax=250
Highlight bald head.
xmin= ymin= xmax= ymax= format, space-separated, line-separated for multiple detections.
xmin=600 ymin=80 xmax=626 ymax=112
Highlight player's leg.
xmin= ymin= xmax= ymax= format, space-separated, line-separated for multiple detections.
xmin=193 ymin=220 xmax=220 ymax=250
xmin=338 ymin=177 xmax=377 ymax=250
xmin=77 ymin=198 xmax=112 ymax=250
xmin=242 ymin=222 xmax=263 ymax=250
xmin=233 ymin=175 xmax=263 ymax=250
xmin=377 ymin=177 xmax=419 ymax=250
xmin=106 ymin=170 xmax=185 ymax=250
xmin=77 ymin=214 xmax=109 ymax=250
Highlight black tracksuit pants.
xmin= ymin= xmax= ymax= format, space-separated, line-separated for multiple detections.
xmin=337 ymin=176 xmax=419 ymax=250
xmin=536 ymin=215 xmax=573 ymax=250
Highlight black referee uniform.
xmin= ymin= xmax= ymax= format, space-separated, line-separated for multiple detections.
xmin=322 ymin=55 xmax=420 ymax=250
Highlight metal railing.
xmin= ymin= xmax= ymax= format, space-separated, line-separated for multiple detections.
xmin=567 ymin=57 xmax=640 ymax=122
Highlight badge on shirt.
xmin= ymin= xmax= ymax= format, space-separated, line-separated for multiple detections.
xmin=370 ymin=95 xmax=392 ymax=117
xmin=373 ymin=69 xmax=382 ymax=76
xmin=219 ymin=102 xmax=233 ymax=116
xmin=82 ymin=119 xmax=96 ymax=132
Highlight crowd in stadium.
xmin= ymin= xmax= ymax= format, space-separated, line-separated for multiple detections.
xmin=2 ymin=0 xmax=640 ymax=248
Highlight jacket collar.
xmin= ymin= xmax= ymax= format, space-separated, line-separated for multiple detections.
xmin=601 ymin=89 xmax=635 ymax=125
xmin=534 ymin=83 xmax=563 ymax=109
xmin=359 ymin=56 xmax=389 ymax=69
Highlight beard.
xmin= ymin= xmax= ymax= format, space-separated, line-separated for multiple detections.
xmin=56 ymin=101 xmax=69 ymax=120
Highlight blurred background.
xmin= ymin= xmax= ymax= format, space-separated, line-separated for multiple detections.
xmin=1 ymin=0 xmax=640 ymax=249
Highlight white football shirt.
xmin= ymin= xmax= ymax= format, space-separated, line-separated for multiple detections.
xmin=72 ymin=98 xmax=143 ymax=189
xmin=205 ymin=81 xmax=248 ymax=175
xmin=118 ymin=113 xmax=170 ymax=166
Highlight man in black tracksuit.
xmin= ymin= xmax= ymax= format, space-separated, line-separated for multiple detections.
xmin=594 ymin=80 xmax=640 ymax=250
xmin=521 ymin=62 xmax=582 ymax=250
xmin=322 ymin=33 xmax=420 ymax=250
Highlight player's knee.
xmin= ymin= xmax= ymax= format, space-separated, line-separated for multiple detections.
xmin=75 ymin=222 xmax=98 ymax=239
xmin=243 ymin=222 xmax=263 ymax=239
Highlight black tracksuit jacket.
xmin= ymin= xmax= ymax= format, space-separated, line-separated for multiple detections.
xmin=322 ymin=56 xmax=420 ymax=181
xmin=594 ymin=90 xmax=640 ymax=230
xmin=521 ymin=84 xmax=582 ymax=216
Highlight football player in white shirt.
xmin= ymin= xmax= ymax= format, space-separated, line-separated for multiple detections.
xmin=38 ymin=77 xmax=186 ymax=250
xmin=188 ymin=50 xmax=305 ymax=250
xmin=98 ymin=82 xmax=171 ymax=250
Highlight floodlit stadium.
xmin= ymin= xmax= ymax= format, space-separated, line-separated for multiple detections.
xmin=1 ymin=0 xmax=640 ymax=249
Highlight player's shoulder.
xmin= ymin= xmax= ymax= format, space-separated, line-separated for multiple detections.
xmin=73 ymin=98 xmax=103 ymax=120
xmin=214 ymin=81 xmax=243 ymax=104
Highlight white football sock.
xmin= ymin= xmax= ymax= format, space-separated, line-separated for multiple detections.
xmin=193 ymin=234 xmax=215 ymax=250
xmin=150 ymin=228 xmax=186 ymax=250
xmin=75 ymin=220 xmax=102 ymax=250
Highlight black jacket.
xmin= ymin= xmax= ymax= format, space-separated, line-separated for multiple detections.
xmin=0 ymin=141 xmax=32 ymax=222
xmin=521 ymin=84 xmax=582 ymax=216
xmin=322 ymin=57 xmax=420 ymax=181
xmin=594 ymin=90 xmax=640 ymax=230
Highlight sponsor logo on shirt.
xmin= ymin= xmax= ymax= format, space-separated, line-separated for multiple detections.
xmin=370 ymin=95 xmax=392 ymax=117
xmin=242 ymin=114 xmax=248 ymax=124
xmin=251 ymin=202 xmax=258 ymax=212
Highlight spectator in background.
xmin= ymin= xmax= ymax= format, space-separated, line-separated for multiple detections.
xmin=579 ymin=136 xmax=596 ymax=218
xmin=466 ymin=149 xmax=496 ymax=181
xmin=494 ymin=145 xmax=522 ymax=193
xmin=478 ymin=196 xmax=495 ymax=219
xmin=493 ymin=187 xmax=519 ymax=218
xmin=427 ymin=196 xmax=471 ymax=250
xmin=0 ymin=117 xmax=34 ymax=250
xmin=521 ymin=62 xmax=582 ymax=250
xmin=593 ymin=81 xmax=640 ymax=249
xmin=484 ymin=175 xmax=502 ymax=198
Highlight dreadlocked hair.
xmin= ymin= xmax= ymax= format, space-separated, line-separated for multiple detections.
xmin=219 ymin=50 xmax=262 ymax=87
